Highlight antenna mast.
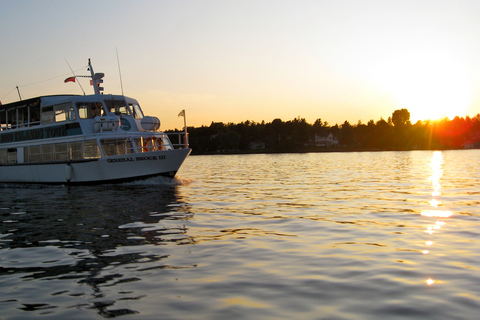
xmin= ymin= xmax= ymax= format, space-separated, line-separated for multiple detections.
xmin=88 ymin=58 xmax=104 ymax=95
xmin=116 ymin=48 xmax=124 ymax=95
xmin=16 ymin=86 xmax=22 ymax=101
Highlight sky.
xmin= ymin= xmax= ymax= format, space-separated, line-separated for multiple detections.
xmin=1 ymin=0 xmax=480 ymax=130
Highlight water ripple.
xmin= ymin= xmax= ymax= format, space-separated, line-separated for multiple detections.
xmin=1 ymin=150 xmax=480 ymax=319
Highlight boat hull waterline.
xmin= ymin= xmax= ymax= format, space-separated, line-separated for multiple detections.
xmin=0 ymin=148 xmax=191 ymax=184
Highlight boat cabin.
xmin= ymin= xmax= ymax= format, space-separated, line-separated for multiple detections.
xmin=0 ymin=94 xmax=170 ymax=166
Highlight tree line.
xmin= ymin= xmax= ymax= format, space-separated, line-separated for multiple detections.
xmin=170 ymin=109 xmax=480 ymax=154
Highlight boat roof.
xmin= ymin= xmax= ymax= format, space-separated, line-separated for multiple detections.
xmin=0 ymin=94 xmax=136 ymax=111
xmin=0 ymin=95 xmax=80 ymax=110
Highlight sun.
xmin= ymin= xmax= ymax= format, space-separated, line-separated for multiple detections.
xmin=375 ymin=52 xmax=472 ymax=122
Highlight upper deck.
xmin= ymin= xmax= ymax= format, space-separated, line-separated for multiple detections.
xmin=0 ymin=93 xmax=158 ymax=145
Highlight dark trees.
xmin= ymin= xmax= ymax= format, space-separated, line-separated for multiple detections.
xmin=392 ymin=108 xmax=411 ymax=127
xmin=179 ymin=109 xmax=480 ymax=154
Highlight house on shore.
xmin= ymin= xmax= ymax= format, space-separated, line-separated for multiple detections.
xmin=250 ymin=140 xmax=266 ymax=150
xmin=315 ymin=133 xmax=339 ymax=147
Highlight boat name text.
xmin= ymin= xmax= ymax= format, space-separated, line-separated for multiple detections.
xmin=107 ymin=155 xmax=166 ymax=163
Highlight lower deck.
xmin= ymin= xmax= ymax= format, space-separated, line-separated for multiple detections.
xmin=0 ymin=147 xmax=191 ymax=184
xmin=0 ymin=132 xmax=187 ymax=166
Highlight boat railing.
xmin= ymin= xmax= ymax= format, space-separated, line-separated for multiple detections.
xmin=1 ymin=120 xmax=42 ymax=131
xmin=166 ymin=132 xmax=189 ymax=149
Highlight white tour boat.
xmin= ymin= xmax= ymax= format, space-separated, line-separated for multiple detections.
xmin=0 ymin=59 xmax=191 ymax=184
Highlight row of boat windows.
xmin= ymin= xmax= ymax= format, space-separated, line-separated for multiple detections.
xmin=0 ymin=137 xmax=164 ymax=164
xmin=0 ymin=100 xmax=145 ymax=130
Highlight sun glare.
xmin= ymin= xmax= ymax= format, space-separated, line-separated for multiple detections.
xmin=375 ymin=52 xmax=472 ymax=122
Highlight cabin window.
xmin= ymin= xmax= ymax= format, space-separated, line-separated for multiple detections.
xmin=54 ymin=143 xmax=68 ymax=161
xmin=41 ymin=106 xmax=54 ymax=124
xmin=130 ymin=103 xmax=144 ymax=119
xmin=7 ymin=108 xmax=17 ymax=129
xmin=77 ymin=102 xmax=104 ymax=119
xmin=105 ymin=99 xmax=130 ymax=116
xmin=69 ymin=142 xmax=83 ymax=160
xmin=39 ymin=103 xmax=75 ymax=123
xmin=84 ymin=140 xmax=101 ymax=159
xmin=41 ymin=144 xmax=53 ymax=162
xmin=101 ymin=138 xmax=134 ymax=157
xmin=0 ymin=148 xmax=17 ymax=164
xmin=17 ymin=106 xmax=28 ymax=127
xmin=0 ymin=149 xmax=6 ymax=164
xmin=29 ymin=103 xmax=41 ymax=126
xmin=54 ymin=103 xmax=67 ymax=122
xmin=6 ymin=148 xmax=16 ymax=163
xmin=14 ymin=141 xmax=102 ymax=164
xmin=101 ymin=139 xmax=117 ymax=157
xmin=27 ymin=145 xmax=41 ymax=162
xmin=0 ymin=148 xmax=18 ymax=164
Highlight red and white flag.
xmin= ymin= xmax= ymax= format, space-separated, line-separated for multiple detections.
xmin=64 ymin=76 xmax=76 ymax=83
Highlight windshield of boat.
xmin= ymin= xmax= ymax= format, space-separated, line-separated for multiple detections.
xmin=129 ymin=103 xmax=144 ymax=119
xmin=105 ymin=99 xmax=131 ymax=116
xmin=76 ymin=102 xmax=105 ymax=119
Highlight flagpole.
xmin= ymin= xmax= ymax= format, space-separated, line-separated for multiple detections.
xmin=178 ymin=109 xmax=188 ymax=148
xmin=183 ymin=110 xmax=188 ymax=148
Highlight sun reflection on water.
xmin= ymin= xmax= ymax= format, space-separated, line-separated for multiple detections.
xmin=429 ymin=151 xmax=444 ymax=197
xmin=421 ymin=151 xmax=453 ymax=286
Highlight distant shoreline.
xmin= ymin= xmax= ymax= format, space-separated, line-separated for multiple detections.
xmin=189 ymin=145 xmax=472 ymax=156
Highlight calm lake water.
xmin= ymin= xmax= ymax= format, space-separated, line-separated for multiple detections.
xmin=1 ymin=150 xmax=480 ymax=319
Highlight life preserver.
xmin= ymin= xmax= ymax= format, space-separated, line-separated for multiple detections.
xmin=142 ymin=136 xmax=163 ymax=152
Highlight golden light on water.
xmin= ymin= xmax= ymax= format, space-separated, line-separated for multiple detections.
xmin=421 ymin=151 xmax=453 ymax=286
xmin=432 ymin=190 xmax=441 ymax=197
xmin=428 ymin=199 xmax=440 ymax=208
xmin=421 ymin=210 xmax=453 ymax=218
xmin=421 ymin=151 xmax=452 ymax=220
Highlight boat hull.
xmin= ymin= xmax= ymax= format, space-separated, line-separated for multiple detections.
xmin=0 ymin=148 xmax=191 ymax=184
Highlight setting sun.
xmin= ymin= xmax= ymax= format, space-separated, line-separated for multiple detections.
xmin=378 ymin=52 xmax=472 ymax=122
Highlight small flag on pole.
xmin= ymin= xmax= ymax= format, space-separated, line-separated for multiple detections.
xmin=178 ymin=109 xmax=185 ymax=117
xmin=64 ymin=76 xmax=76 ymax=83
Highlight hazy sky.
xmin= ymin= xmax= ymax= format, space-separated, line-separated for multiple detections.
xmin=1 ymin=0 xmax=480 ymax=130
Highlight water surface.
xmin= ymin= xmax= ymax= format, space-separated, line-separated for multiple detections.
xmin=1 ymin=150 xmax=480 ymax=319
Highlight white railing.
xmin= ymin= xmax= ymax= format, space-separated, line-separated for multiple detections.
xmin=166 ymin=132 xmax=189 ymax=149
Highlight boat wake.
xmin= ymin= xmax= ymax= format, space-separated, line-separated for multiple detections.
xmin=121 ymin=175 xmax=193 ymax=186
